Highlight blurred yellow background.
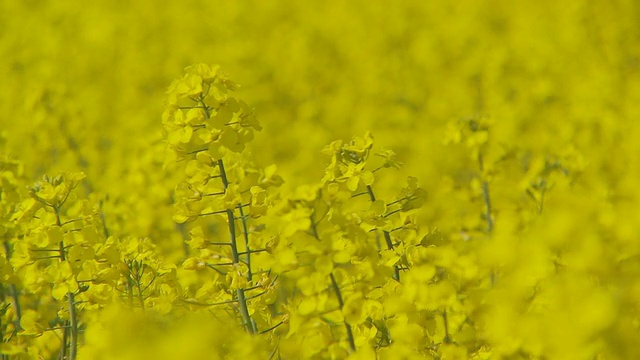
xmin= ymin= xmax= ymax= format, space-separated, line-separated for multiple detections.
xmin=2 ymin=0 xmax=637 ymax=185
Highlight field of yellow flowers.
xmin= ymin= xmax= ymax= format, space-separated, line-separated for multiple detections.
xmin=1 ymin=1 xmax=640 ymax=359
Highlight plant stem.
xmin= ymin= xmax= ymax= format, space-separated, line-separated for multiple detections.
xmin=198 ymin=96 xmax=257 ymax=333
xmin=58 ymin=323 xmax=68 ymax=360
xmin=477 ymin=154 xmax=494 ymax=234
xmin=67 ymin=293 xmax=78 ymax=359
xmin=218 ymin=159 xmax=256 ymax=334
xmin=366 ymin=185 xmax=400 ymax=281
xmin=237 ymin=204 xmax=253 ymax=282
xmin=3 ymin=241 xmax=22 ymax=324
xmin=136 ymin=280 xmax=146 ymax=311
xmin=442 ymin=310 xmax=451 ymax=344
xmin=311 ymin=211 xmax=356 ymax=351
xmin=54 ymin=205 xmax=79 ymax=360
xmin=330 ymin=273 xmax=356 ymax=352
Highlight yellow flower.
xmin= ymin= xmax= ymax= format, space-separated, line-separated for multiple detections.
xmin=48 ymin=262 xmax=79 ymax=300
xmin=342 ymin=293 xmax=366 ymax=325
xmin=185 ymin=63 xmax=221 ymax=84
xmin=20 ymin=310 xmax=45 ymax=336
xmin=249 ymin=186 xmax=268 ymax=217
xmin=296 ymin=272 xmax=329 ymax=296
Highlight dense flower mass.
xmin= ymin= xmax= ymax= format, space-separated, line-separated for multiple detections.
xmin=1 ymin=1 xmax=640 ymax=359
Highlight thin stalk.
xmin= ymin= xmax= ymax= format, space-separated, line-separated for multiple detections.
xmin=310 ymin=211 xmax=321 ymax=240
xmin=260 ymin=320 xmax=284 ymax=334
xmin=3 ymin=241 xmax=22 ymax=324
xmin=330 ymin=273 xmax=356 ymax=352
xmin=67 ymin=293 xmax=78 ymax=359
xmin=218 ymin=159 xmax=256 ymax=334
xmin=478 ymin=153 xmax=496 ymax=286
xmin=127 ymin=275 xmax=134 ymax=306
xmin=382 ymin=209 xmax=402 ymax=218
xmin=136 ymin=281 xmax=146 ymax=311
xmin=181 ymin=298 xmax=238 ymax=306
xmin=54 ymin=205 xmax=78 ymax=360
xmin=477 ymin=154 xmax=494 ymax=234
xmin=366 ymin=186 xmax=400 ymax=281
xmin=58 ymin=322 xmax=68 ymax=360
xmin=209 ymin=241 xmax=234 ymax=246
xmin=98 ymin=200 xmax=110 ymax=238
xmin=237 ymin=204 xmax=253 ymax=282
xmin=310 ymin=212 xmax=355 ymax=352
xmin=442 ymin=310 xmax=451 ymax=344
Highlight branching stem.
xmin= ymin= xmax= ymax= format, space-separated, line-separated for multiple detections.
xmin=218 ymin=159 xmax=256 ymax=334
xmin=366 ymin=185 xmax=400 ymax=281
xmin=477 ymin=154 xmax=494 ymax=234
xmin=3 ymin=241 xmax=22 ymax=330
xmin=53 ymin=205 xmax=78 ymax=360
xmin=330 ymin=273 xmax=356 ymax=352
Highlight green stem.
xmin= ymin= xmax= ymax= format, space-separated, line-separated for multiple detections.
xmin=330 ymin=273 xmax=356 ymax=352
xmin=366 ymin=186 xmax=400 ymax=281
xmin=218 ymin=159 xmax=256 ymax=334
xmin=311 ymin=211 xmax=355 ymax=351
xmin=58 ymin=323 xmax=68 ymax=360
xmin=442 ymin=310 xmax=451 ymax=344
xmin=237 ymin=204 xmax=253 ymax=282
xmin=67 ymin=293 xmax=78 ymax=359
xmin=127 ymin=274 xmax=134 ymax=306
xmin=54 ymin=205 xmax=78 ymax=360
xmin=477 ymin=154 xmax=494 ymax=234
xmin=3 ymin=241 xmax=22 ymax=325
xmin=136 ymin=280 xmax=146 ymax=311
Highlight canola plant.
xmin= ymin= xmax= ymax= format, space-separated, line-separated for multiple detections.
xmin=1 ymin=1 xmax=639 ymax=359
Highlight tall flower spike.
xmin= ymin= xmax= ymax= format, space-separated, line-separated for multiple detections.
xmin=163 ymin=64 xmax=280 ymax=338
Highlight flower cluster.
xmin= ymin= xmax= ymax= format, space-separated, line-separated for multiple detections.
xmin=1 ymin=149 xmax=178 ymax=358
